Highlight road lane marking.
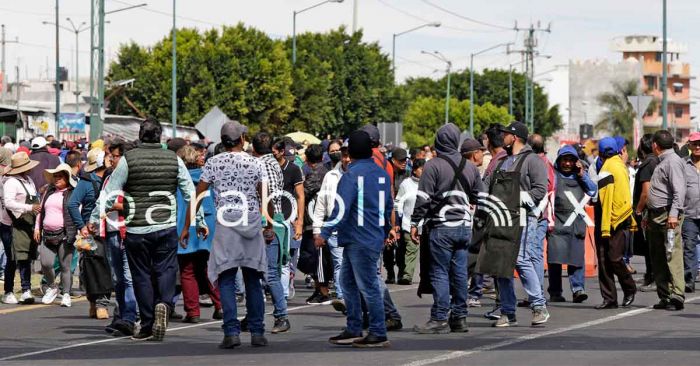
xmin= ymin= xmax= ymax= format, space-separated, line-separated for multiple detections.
xmin=0 ymin=285 xmax=419 ymax=361
xmin=402 ymin=295 xmax=700 ymax=366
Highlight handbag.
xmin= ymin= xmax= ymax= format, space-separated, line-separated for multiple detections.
xmin=43 ymin=228 xmax=67 ymax=246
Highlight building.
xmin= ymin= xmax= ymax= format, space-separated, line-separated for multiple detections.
xmin=611 ymin=35 xmax=692 ymax=141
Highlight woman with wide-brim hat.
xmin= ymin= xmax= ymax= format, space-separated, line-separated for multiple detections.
xmin=34 ymin=163 xmax=78 ymax=307
xmin=0 ymin=151 xmax=40 ymax=305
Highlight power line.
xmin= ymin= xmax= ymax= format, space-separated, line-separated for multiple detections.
xmin=419 ymin=0 xmax=513 ymax=31
xmin=375 ymin=0 xmax=507 ymax=34
xmin=107 ymin=0 xmax=225 ymax=28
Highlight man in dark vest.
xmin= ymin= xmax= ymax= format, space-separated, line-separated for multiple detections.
xmin=90 ymin=119 xmax=206 ymax=341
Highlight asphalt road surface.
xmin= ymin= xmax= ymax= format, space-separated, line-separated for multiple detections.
xmin=0 ymin=259 xmax=698 ymax=366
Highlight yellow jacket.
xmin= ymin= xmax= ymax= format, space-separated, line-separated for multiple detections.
xmin=597 ymin=155 xmax=636 ymax=237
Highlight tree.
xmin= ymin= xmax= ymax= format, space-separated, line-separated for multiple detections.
xmin=594 ymin=79 xmax=656 ymax=143
xmin=107 ymin=24 xmax=294 ymax=134
xmin=402 ymin=97 xmax=511 ymax=148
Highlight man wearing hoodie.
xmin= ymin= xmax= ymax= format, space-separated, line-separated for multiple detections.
xmin=410 ymin=123 xmax=484 ymax=334
xmin=486 ymin=122 xmax=550 ymax=327
xmin=547 ymin=145 xmax=597 ymax=303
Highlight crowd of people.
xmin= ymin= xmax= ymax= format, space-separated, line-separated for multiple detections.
xmin=0 ymin=118 xmax=698 ymax=350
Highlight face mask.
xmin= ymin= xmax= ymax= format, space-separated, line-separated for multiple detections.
xmin=503 ymin=143 xmax=514 ymax=155
xmin=329 ymin=152 xmax=342 ymax=164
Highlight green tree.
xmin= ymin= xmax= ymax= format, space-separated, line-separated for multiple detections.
xmin=107 ymin=24 xmax=294 ymax=133
xmin=594 ymin=79 xmax=656 ymax=143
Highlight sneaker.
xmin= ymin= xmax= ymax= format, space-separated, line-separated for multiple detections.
xmin=385 ymin=318 xmax=403 ymax=331
xmin=331 ymin=299 xmax=347 ymax=314
xmin=131 ymin=331 xmax=153 ymax=341
xmin=305 ymin=290 xmax=321 ymax=304
xmin=251 ymin=335 xmax=268 ymax=347
xmin=307 ymin=293 xmax=332 ymax=305
xmin=112 ymin=320 xmax=135 ymax=336
xmin=213 ymin=308 xmax=223 ymax=320
xmin=384 ymin=277 xmax=396 ymax=285
xmin=397 ymin=278 xmax=412 ymax=285
xmin=413 ymin=319 xmax=450 ymax=334
xmin=199 ymin=294 xmax=214 ymax=307
xmin=60 ymin=293 xmax=72 ymax=307
xmin=352 ymin=334 xmax=390 ymax=348
xmin=449 ymin=317 xmax=469 ymax=333
xmin=493 ymin=314 xmax=517 ymax=327
xmin=531 ymin=307 xmax=550 ymax=325
xmin=219 ymin=335 xmax=241 ymax=349
xmin=271 ymin=317 xmax=290 ymax=334
xmin=329 ymin=330 xmax=364 ymax=345
xmin=19 ymin=290 xmax=34 ymax=304
xmin=182 ymin=315 xmax=200 ymax=324
xmin=2 ymin=292 xmax=18 ymax=304
xmin=467 ymin=298 xmax=482 ymax=308
xmin=669 ymin=297 xmax=685 ymax=311
xmin=484 ymin=306 xmax=502 ymax=320
xmin=152 ymin=303 xmax=169 ymax=341
xmin=572 ymin=291 xmax=588 ymax=304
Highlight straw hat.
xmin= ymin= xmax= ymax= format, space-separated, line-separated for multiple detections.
xmin=6 ymin=151 xmax=39 ymax=176
xmin=44 ymin=163 xmax=77 ymax=188
xmin=84 ymin=148 xmax=106 ymax=173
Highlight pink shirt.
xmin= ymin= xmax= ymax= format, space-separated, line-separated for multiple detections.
xmin=36 ymin=189 xmax=66 ymax=231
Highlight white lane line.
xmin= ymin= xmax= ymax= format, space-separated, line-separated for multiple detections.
xmin=402 ymin=295 xmax=700 ymax=366
xmin=0 ymin=285 xmax=418 ymax=361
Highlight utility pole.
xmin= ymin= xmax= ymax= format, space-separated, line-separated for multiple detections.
xmin=1 ymin=25 xmax=19 ymax=103
xmin=172 ymin=0 xmax=177 ymax=137
xmin=55 ymin=0 xmax=61 ymax=135
xmin=352 ymin=0 xmax=358 ymax=33
xmin=509 ymin=22 xmax=551 ymax=132
xmin=661 ymin=0 xmax=668 ymax=130
xmin=90 ymin=0 xmax=105 ymax=142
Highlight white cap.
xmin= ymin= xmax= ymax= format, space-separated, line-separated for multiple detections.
xmin=31 ymin=137 xmax=47 ymax=150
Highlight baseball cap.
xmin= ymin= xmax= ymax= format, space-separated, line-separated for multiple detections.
xmin=360 ymin=124 xmax=381 ymax=145
xmin=498 ymin=121 xmax=529 ymax=140
xmin=689 ymin=132 xmax=700 ymax=142
xmin=221 ymin=119 xmax=248 ymax=142
xmin=31 ymin=136 xmax=47 ymax=150
xmin=84 ymin=148 xmax=106 ymax=173
xmin=614 ymin=136 xmax=627 ymax=151
xmin=598 ymin=137 xmax=620 ymax=157
xmin=391 ymin=147 xmax=408 ymax=161
xmin=460 ymin=138 xmax=487 ymax=154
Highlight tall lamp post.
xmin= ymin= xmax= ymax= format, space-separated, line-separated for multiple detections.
xmin=392 ymin=22 xmax=440 ymax=82
xmin=469 ymin=42 xmax=512 ymax=136
xmin=661 ymin=0 xmax=668 ymax=129
xmin=292 ymin=0 xmax=344 ymax=65
xmin=42 ymin=19 xmax=90 ymax=113
xmin=172 ymin=0 xmax=176 ymax=137
xmin=422 ymin=50 xmax=452 ymax=124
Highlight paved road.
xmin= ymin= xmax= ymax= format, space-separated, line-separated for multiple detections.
xmin=0 ymin=260 xmax=698 ymax=366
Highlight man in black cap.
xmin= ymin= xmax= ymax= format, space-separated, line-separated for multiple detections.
xmin=460 ymin=138 xmax=487 ymax=168
xmin=385 ymin=147 xmax=410 ymax=285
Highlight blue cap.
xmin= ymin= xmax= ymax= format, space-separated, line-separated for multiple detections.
xmin=599 ymin=137 xmax=619 ymax=157
xmin=614 ymin=136 xmax=627 ymax=151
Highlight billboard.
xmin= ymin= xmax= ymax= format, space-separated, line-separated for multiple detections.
xmin=59 ymin=113 xmax=86 ymax=134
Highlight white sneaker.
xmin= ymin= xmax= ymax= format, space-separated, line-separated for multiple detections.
xmin=60 ymin=293 xmax=71 ymax=307
xmin=42 ymin=287 xmax=59 ymax=305
xmin=19 ymin=290 xmax=35 ymax=304
xmin=2 ymin=292 xmax=18 ymax=304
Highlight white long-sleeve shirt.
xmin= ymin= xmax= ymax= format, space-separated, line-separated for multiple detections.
xmin=312 ymin=163 xmax=344 ymax=235
xmin=395 ymin=176 xmax=419 ymax=232
xmin=2 ymin=175 xmax=38 ymax=226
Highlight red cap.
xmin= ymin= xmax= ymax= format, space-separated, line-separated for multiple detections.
xmin=689 ymin=132 xmax=700 ymax=142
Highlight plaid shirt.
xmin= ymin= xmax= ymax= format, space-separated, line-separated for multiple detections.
xmin=258 ymin=153 xmax=284 ymax=215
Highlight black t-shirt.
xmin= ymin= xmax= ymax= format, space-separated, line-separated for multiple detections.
xmin=281 ymin=160 xmax=305 ymax=221
xmin=633 ymin=155 xmax=660 ymax=208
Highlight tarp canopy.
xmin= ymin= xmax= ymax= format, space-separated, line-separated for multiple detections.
xmin=285 ymin=131 xmax=321 ymax=145
xmin=195 ymin=106 xmax=230 ymax=143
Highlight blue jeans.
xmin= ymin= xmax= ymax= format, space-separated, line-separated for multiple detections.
xmin=429 ymin=225 xmax=470 ymax=321
xmin=0 ymin=237 xmax=5 ymax=276
xmin=532 ymin=219 xmax=547 ymax=293
xmin=547 ymin=264 xmax=585 ymax=296
xmin=328 ymin=234 xmax=343 ymax=299
xmin=468 ymin=273 xmax=484 ymax=300
xmin=219 ymin=267 xmax=265 ymax=336
xmin=105 ymin=232 xmax=138 ymax=324
xmin=497 ymin=216 xmax=547 ymax=315
xmin=266 ymin=236 xmax=288 ymax=318
xmin=342 ymin=243 xmax=386 ymax=337
xmin=682 ymin=218 xmax=700 ymax=286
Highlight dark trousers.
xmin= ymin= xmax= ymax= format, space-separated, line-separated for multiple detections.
xmin=383 ymin=243 xmax=402 ymax=281
xmin=1 ymin=224 xmax=31 ymax=293
xmin=596 ymin=225 xmax=636 ymax=303
xmin=682 ymin=218 xmax=700 ymax=290
xmin=178 ymin=251 xmax=221 ymax=317
xmin=124 ymin=227 xmax=179 ymax=332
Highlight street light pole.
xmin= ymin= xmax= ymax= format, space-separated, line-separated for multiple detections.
xmin=661 ymin=0 xmax=668 ymax=130
xmin=422 ymin=50 xmax=452 ymax=124
xmin=292 ymin=0 xmax=344 ymax=65
xmin=43 ymin=19 xmax=89 ymax=113
xmin=55 ymin=0 xmax=60 ymax=135
xmin=469 ymin=42 xmax=512 ymax=136
xmin=172 ymin=0 xmax=177 ymax=137
xmin=391 ymin=22 xmax=440 ymax=82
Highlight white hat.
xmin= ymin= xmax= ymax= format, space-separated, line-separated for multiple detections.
xmin=31 ymin=136 xmax=47 ymax=150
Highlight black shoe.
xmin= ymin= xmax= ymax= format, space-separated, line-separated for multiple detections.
xmin=484 ymin=306 xmax=502 ymax=320
xmin=385 ymin=318 xmax=403 ymax=331
xmin=307 ymin=294 xmax=332 ymax=305
xmin=112 ymin=320 xmax=135 ymax=336
xmin=385 ymin=277 xmax=395 ymax=285
xmin=131 ymin=331 xmax=153 ymax=341
xmin=153 ymin=303 xmax=169 ymax=341
xmin=331 ymin=299 xmax=347 ymax=314
xmin=183 ymin=315 xmax=200 ymax=323
xmin=213 ymin=308 xmax=223 ymax=320
xmin=251 ymin=335 xmax=268 ymax=347
xmin=449 ymin=317 xmax=469 ymax=333
xmin=352 ymin=334 xmax=390 ymax=348
xmin=271 ymin=318 xmax=290 ymax=334
xmin=104 ymin=320 xmax=118 ymax=334
xmin=240 ymin=317 xmax=249 ymax=332
xmin=397 ymin=279 xmax=412 ymax=285
xmin=669 ymin=297 xmax=685 ymax=311
xmin=413 ymin=319 xmax=450 ymax=334
xmin=622 ymin=294 xmax=635 ymax=307
xmin=169 ymin=309 xmax=184 ymax=321
xmin=329 ymin=330 xmax=364 ymax=345
xmin=653 ymin=299 xmax=671 ymax=310
xmin=517 ymin=300 xmax=531 ymax=308
xmin=219 ymin=335 xmax=241 ymax=349
xmin=549 ymin=295 xmax=566 ymax=303
xmin=305 ymin=290 xmax=321 ymax=304
xmin=572 ymin=291 xmax=588 ymax=304
xmin=594 ymin=301 xmax=618 ymax=310
xmin=685 ymin=285 xmax=695 ymax=293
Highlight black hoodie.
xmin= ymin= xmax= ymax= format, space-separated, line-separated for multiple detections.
xmin=410 ymin=123 xmax=484 ymax=228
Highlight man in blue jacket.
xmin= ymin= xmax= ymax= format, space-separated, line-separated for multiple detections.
xmin=315 ymin=130 xmax=393 ymax=349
